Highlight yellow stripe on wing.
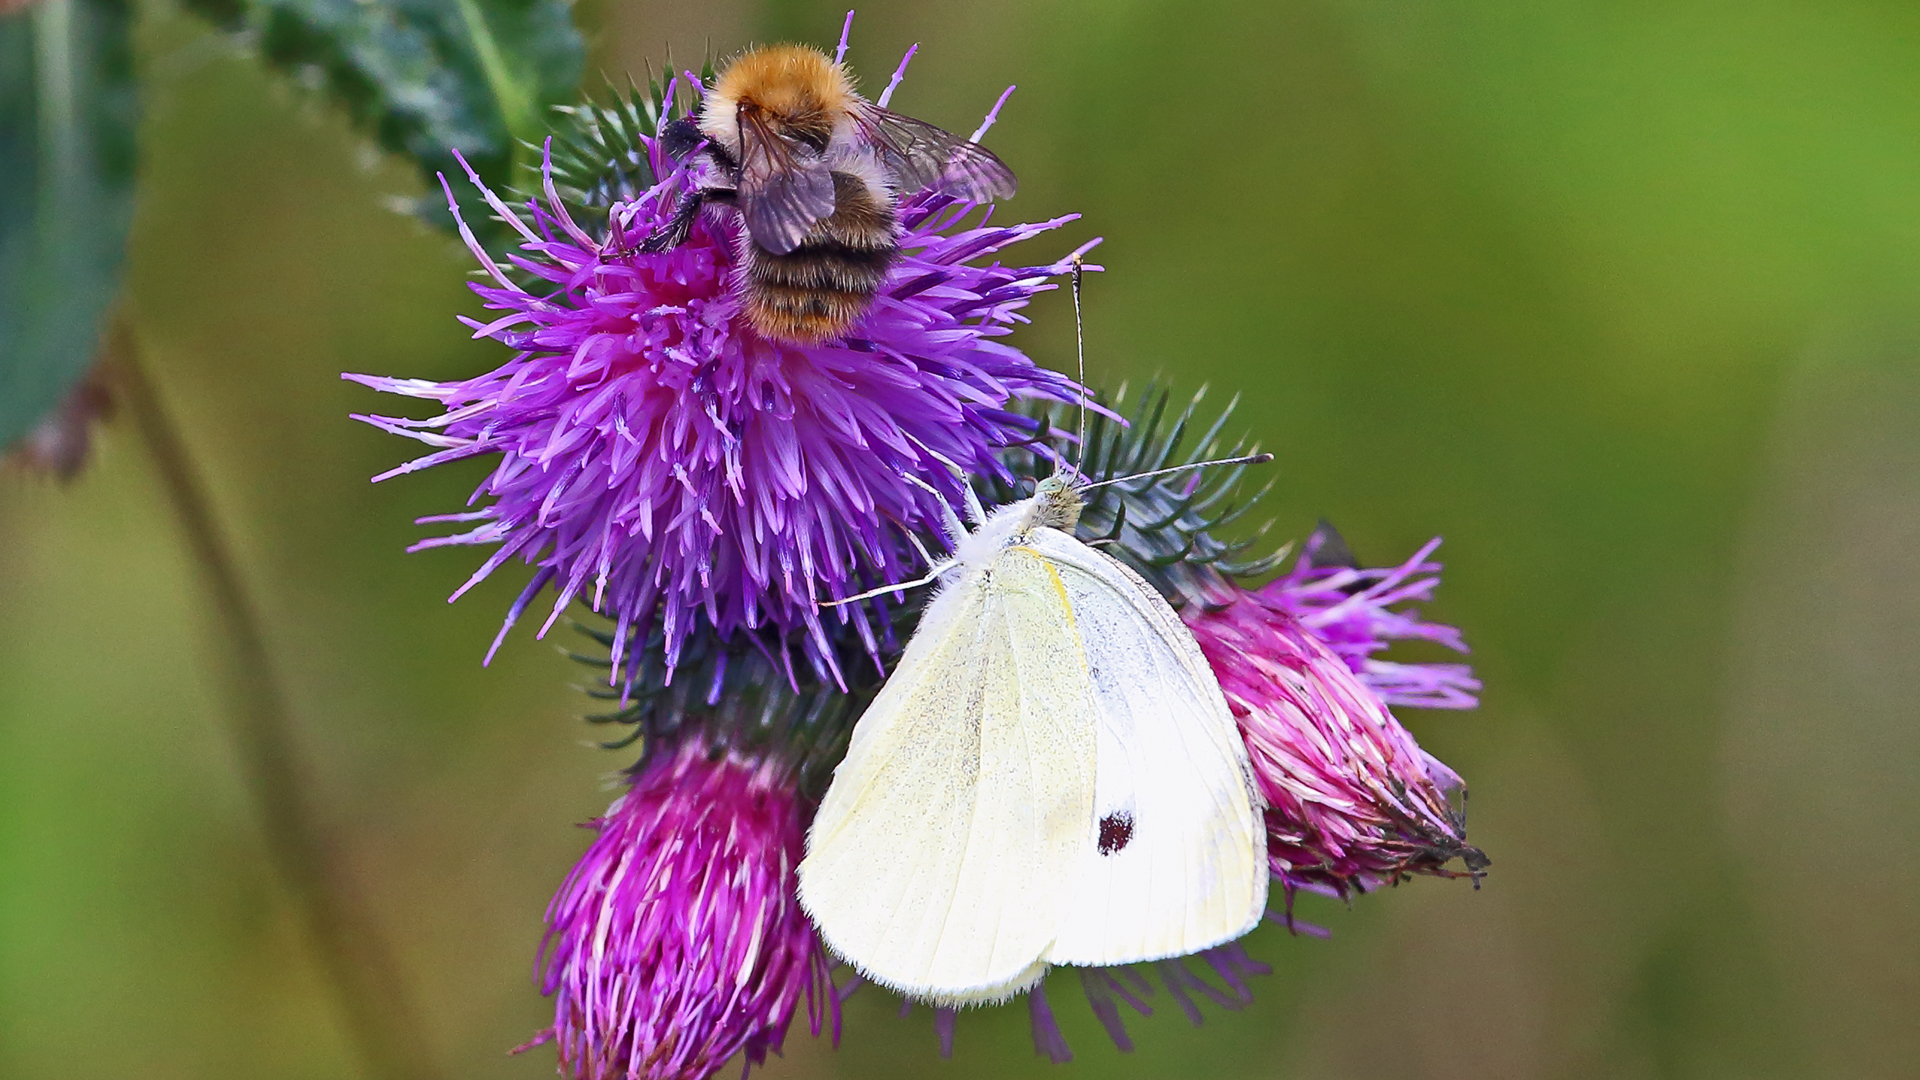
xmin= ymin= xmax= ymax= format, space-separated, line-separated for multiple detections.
xmin=1012 ymin=546 xmax=1080 ymax=650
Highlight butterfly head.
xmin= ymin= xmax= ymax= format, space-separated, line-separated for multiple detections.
xmin=1029 ymin=471 xmax=1088 ymax=533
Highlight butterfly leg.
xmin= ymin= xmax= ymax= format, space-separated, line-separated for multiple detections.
xmin=959 ymin=479 xmax=988 ymax=526
xmin=901 ymin=471 xmax=969 ymax=548
xmin=822 ymin=563 xmax=953 ymax=607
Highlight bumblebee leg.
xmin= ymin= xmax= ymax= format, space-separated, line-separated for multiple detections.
xmin=660 ymin=116 xmax=705 ymax=160
xmin=638 ymin=189 xmax=710 ymax=253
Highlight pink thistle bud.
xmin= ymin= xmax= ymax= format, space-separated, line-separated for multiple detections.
xmin=1183 ymin=559 xmax=1486 ymax=903
xmin=527 ymin=740 xmax=835 ymax=1079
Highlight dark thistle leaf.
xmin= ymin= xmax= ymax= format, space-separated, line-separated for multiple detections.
xmin=569 ymin=383 xmax=1288 ymax=790
xmin=176 ymin=0 xmax=583 ymax=229
xmin=0 ymin=0 xmax=137 ymax=447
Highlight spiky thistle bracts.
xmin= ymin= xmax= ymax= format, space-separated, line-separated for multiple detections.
xmin=531 ymin=66 xmax=713 ymax=227
xmin=346 ymin=76 xmax=1084 ymax=685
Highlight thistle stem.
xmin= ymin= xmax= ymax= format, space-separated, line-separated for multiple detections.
xmin=112 ymin=318 xmax=440 ymax=1080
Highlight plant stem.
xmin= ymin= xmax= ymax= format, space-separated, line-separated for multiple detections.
xmin=452 ymin=0 xmax=536 ymax=184
xmin=112 ymin=318 xmax=441 ymax=1080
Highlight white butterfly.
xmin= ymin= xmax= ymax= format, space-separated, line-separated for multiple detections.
xmin=797 ymin=468 xmax=1269 ymax=1006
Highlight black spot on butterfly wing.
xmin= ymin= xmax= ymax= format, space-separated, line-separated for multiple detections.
xmin=1098 ymin=812 xmax=1134 ymax=855
xmin=736 ymin=106 xmax=836 ymax=254
xmin=859 ymin=105 xmax=1018 ymax=203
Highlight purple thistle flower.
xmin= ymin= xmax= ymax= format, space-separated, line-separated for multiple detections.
xmin=1182 ymin=553 xmax=1486 ymax=901
xmin=346 ymin=84 xmax=1084 ymax=683
xmin=527 ymin=739 xmax=835 ymax=1080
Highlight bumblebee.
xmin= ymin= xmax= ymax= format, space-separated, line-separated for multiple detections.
xmin=645 ymin=43 xmax=1018 ymax=342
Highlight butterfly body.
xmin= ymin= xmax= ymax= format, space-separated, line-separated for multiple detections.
xmin=798 ymin=476 xmax=1268 ymax=1005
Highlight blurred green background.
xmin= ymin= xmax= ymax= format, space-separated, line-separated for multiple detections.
xmin=5 ymin=0 xmax=1919 ymax=1077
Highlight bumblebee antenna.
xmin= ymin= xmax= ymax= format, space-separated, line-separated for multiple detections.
xmin=1081 ymin=452 xmax=1275 ymax=490
xmin=1071 ymin=254 xmax=1088 ymax=474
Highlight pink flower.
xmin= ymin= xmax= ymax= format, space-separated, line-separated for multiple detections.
xmin=1262 ymin=523 xmax=1481 ymax=710
xmin=527 ymin=739 xmax=835 ymax=1079
xmin=1184 ymin=571 xmax=1486 ymax=902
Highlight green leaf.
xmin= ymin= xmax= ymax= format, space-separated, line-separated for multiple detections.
xmin=179 ymin=0 xmax=584 ymax=221
xmin=0 ymin=0 xmax=139 ymax=448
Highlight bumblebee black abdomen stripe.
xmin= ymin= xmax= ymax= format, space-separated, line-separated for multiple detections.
xmin=751 ymin=242 xmax=896 ymax=292
xmin=740 ymin=171 xmax=901 ymax=341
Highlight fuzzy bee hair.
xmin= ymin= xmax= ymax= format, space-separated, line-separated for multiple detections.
xmin=700 ymin=44 xmax=860 ymax=157
xmin=647 ymin=42 xmax=1017 ymax=343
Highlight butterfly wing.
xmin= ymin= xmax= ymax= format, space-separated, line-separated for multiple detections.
xmin=1031 ymin=529 xmax=1269 ymax=967
xmin=799 ymin=549 xmax=1098 ymax=1005
xmin=735 ymin=106 xmax=837 ymax=254
xmin=856 ymin=105 xmax=1019 ymax=203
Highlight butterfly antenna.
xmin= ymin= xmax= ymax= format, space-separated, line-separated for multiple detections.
xmin=1071 ymin=254 xmax=1088 ymax=476
xmin=1081 ymin=452 xmax=1276 ymax=490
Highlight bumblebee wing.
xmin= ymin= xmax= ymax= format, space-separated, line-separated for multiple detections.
xmin=736 ymin=107 xmax=836 ymax=254
xmin=799 ymin=550 xmax=1097 ymax=1006
xmin=858 ymin=105 xmax=1019 ymax=202
xmin=1030 ymin=528 xmax=1269 ymax=968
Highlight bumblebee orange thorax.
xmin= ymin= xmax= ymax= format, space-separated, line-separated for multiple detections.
xmin=704 ymin=44 xmax=858 ymax=150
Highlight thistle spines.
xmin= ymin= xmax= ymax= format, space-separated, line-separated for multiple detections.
xmin=526 ymin=60 xmax=714 ymax=220
xmin=1012 ymin=383 xmax=1288 ymax=606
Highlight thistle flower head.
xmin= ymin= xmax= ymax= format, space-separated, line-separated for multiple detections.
xmin=1183 ymin=584 xmax=1486 ymax=900
xmin=529 ymin=738 xmax=835 ymax=1080
xmin=347 ymin=75 xmax=1083 ymax=683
